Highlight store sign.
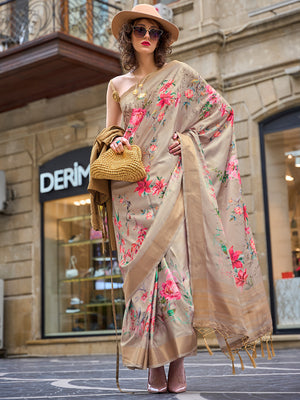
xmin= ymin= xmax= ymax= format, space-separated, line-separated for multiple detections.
xmin=40 ymin=162 xmax=89 ymax=193
xmin=39 ymin=147 xmax=91 ymax=202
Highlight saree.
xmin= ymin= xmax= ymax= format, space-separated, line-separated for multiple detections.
xmin=109 ymin=60 xmax=273 ymax=370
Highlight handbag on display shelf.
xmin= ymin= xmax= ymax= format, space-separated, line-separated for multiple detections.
xmin=90 ymin=145 xmax=146 ymax=183
xmin=65 ymin=255 xmax=78 ymax=279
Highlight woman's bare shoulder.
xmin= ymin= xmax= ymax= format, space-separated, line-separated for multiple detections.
xmin=111 ymin=72 xmax=136 ymax=97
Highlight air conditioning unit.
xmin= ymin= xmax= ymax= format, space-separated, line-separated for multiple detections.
xmin=155 ymin=3 xmax=173 ymax=23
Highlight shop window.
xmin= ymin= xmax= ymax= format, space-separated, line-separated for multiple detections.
xmin=40 ymin=147 xmax=124 ymax=337
xmin=261 ymin=108 xmax=300 ymax=332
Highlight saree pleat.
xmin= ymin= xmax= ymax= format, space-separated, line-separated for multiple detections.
xmin=109 ymin=60 xmax=273 ymax=370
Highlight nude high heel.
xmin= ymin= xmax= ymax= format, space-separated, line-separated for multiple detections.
xmin=147 ymin=367 xmax=167 ymax=393
xmin=167 ymin=359 xmax=187 ymax=393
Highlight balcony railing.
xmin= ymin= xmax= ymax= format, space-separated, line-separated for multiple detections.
xmin=0 ymin=0 xmax=122 ymax=52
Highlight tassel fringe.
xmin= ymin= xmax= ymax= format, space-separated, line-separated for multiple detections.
xmin=245 ymin=347 xmax=257 ymax=368
xmin=195 ymin=327 xmax=273 ymax=375
xmin=270 ymin=336 xmax=275 ymax=357
xmin=204 ymin=338 xmax=213 ymax=356
xmin=237 ymin=352 xmax=245 ymax=371
xmin=260 ymin=339 xmax=265 ymax=358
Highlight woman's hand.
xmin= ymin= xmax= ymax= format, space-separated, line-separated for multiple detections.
xmin=110 ymin=137 xmax=132 ymax=154
xmin=169 ymin=133 xmax=181 ymax=156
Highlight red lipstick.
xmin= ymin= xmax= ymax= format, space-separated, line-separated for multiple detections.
xmin=141 ymin=41 xmax=151 ymax=46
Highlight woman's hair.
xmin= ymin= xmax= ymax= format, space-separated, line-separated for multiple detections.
xmin=118 ymin=19 xmax=172 ymax=71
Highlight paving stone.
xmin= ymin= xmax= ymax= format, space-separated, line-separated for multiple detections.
xmin=0 ymin=348 xmax=299 ymax=400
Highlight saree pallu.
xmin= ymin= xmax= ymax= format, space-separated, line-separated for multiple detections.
xmin=110 ymin=60 xmax=273 ymax=370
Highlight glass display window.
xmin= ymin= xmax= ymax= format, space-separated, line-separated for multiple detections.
xmin=40 ymin=147 xmax=124 ymax=337
xmin=262 ymin=109 xmax=300 ymax=332
xmin=43 ymin=194 xmax=124 ymax=337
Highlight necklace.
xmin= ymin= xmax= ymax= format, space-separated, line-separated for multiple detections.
xmin=132 ymin=74 xmax=148 ymax=100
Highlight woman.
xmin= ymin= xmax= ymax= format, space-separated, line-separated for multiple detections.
xmin=90 ymin=3 xmax=273 ymax=394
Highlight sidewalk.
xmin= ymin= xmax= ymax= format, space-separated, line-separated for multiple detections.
xmin=0 ymin=348 xmax=299 ymax=400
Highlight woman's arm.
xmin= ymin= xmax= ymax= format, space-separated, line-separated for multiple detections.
xmin=106 ymin=81 xmax=131 ymax=153
xmin=106 ymin=81 xmax=122 ymax=127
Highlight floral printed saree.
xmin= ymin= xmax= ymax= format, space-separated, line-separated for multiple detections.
xmin=109 ymin=60 xmax=273 ymax=370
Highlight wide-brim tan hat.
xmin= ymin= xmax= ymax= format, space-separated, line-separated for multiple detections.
xmin=111 ymin=4 xmax=179 ymax=44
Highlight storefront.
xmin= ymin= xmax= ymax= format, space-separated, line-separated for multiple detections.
xmin=260 ymin=107 xmax=300 ymax=333
xmin=1 ymin=0 xmax=300 ymax=356
xmin=40 ymin=147 xmax=124 ymax=337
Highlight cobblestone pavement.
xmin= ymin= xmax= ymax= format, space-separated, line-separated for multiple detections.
xmin=0 ymin=348 xmax=299 ymax=400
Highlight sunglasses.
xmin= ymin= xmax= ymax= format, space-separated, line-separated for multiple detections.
xmin=132 ymin=26 xmax=163 ymax=41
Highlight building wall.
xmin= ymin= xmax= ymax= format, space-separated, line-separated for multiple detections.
xmin=0 ymin=0 xmax=300 ymax=354
xmin=0 ymin=85 xmax=107 ymax=354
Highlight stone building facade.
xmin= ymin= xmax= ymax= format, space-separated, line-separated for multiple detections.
xmin=0 ymin=0 xmax=299 ymax=356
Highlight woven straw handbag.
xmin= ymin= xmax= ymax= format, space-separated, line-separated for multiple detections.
xmin=90 ymin=145 xmax=146 ymax=182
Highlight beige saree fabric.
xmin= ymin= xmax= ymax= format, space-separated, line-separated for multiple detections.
xmin=110 ymin=60 xmax=273 ymax=370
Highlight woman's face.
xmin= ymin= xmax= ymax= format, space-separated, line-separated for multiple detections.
xmin=131 ymin=18 xmax=162 ymax=55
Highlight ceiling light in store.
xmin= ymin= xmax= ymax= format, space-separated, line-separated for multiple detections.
xmin=73 ymin=198 xmax=90 ymax=206
xmin=287 ymin=154 xmax=293 ymax=159
xmin=295 ymin=157 xmax=300 ymax=167
xmin=285 ymin=175 xmax=294 ymax=182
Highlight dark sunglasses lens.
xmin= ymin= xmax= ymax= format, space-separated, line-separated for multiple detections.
xmin=133 ymin=26 xmax=147 ymax=37
xmin=149 ymin=29 xmax=162 ymax=40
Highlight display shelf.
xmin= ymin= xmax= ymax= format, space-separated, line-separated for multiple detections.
xmin=63 ymin=311 xmax=98 ymax=316
xmin=59 ymin=215 xmax=91 ymax=223
xmin=86 ymin=301 xmax=125 ymax=308
xmin=61 ymin=239 xmax=104 ymax=247
xmin=57 ymin=212 xmax=123 ymax=333
xmin=62 ymin=274 xmax=122 ymax=283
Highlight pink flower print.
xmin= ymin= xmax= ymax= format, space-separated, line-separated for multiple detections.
xmin=184 ymin=89 xmax=194 ymax=99
xmin=226 ymin=154 xmax=239 ymax=180
xmin=234 ymin=206 xmax=243 ymax=215
xmin=208 ymin=93 xmax=220 ymax=104
xmin=134 ymin=178 xmax=152 ymax=196
xmin=245 ymin=226 xmax=250 ymax=234
xmin=150 ymin=144 xmax=157 ymax=152
xmin=157 ymin=111 xmax=165 ymax=122
xmin=175 ymin=92 xmax=181 ymax=107
xmin=237 ymin=170 xmax=241 ymax=185
xmin=152 ymin=178 xmax=166 ymax=195
xmin=213 ymin=130 xmax=221 ymax=138
xmin=141 ymin=292 xmax=148 ymax=301
xmin=205 ymin=85 xmax=214 ymax=95
xmin=160 ymin=79 xmax=174 ymax=93
xmin=145 ymin=165 xmax=151 ymax=173
xmin=124 ymin=108 xmax=146 ymax=141
xmin=235 ymin=269 xmax=248 ymax=287
xmin=146 ymin=212 xmax=153 ymax=220
xmin=220 ymin=103 xmax=227 ymax=117
xmin=227 ymin=109 xmax=234 ymax=126
xmin=243 ymin=205 xmax=248 ymax=222
xmin=160 ymin=279 xmax=181 ymax=300
xmin=229 ymin=246 xmax=243 ymax=269
xmin=138 ymin=227 xmax=148 ymax=241
xmin=146 ymin=303 xmax=152 ymax=313
xmin=130 ymin=108 xmax=147 ymax=126
xmin=113 ymin=216 xmax=122 ymax=230
xmin=157 ymin=92 xmax=174 ymax=109
xmin=250 ymin=238 xmax=257 ymax=254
